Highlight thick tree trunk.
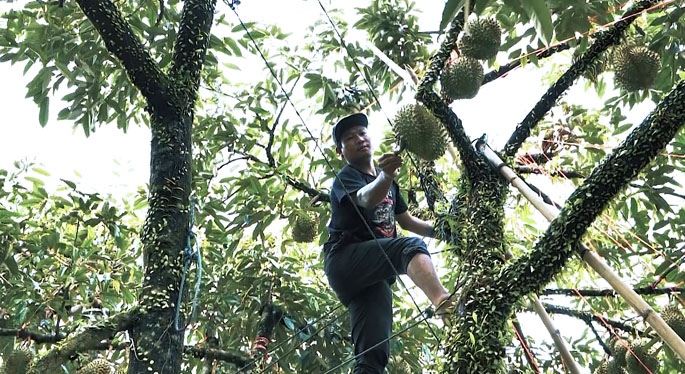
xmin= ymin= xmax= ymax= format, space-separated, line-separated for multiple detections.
xmin=128 ymin=112 xmax=193 ymax=374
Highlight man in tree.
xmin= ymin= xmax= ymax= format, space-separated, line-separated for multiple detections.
xmin=323 ymin=113 xmax=454 ymax=374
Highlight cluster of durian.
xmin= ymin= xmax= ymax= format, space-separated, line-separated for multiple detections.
xmin=612 ymin=44 xmax=660 ymax=91
xmin=392 ymin=104 xmax=447 ymax=161
xmin=594 ymin=337 xmax=660 ymax=374
xmin=441 ymin=18 xmax=501 ymax=101
xmin=291 ymin=210 xmax=318 ymax=243
xmin=0 ymin=348 xmax=33 ymax=374
xmin=76 ymin=359 xmax=116 ymax=374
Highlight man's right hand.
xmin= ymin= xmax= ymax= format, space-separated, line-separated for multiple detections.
xmin=377 ymin=153 xmax=403 ymax=179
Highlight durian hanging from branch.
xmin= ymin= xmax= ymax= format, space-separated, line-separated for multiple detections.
xmin=459 ymin=18 xmax=502 ymax=60
xmin=441 ymin=56 xmax=484 ymax=100
xmin=612 ymin=44 xmax=660 ymax=91
xmin=392 ymin=104 xmax=447 ymax=162
xmin=291 ymin=210 xmax=318 ymax=243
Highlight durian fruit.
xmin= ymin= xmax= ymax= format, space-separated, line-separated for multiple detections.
xmin=292 ymin=210 xmax=317 ymax=243
xmin=610 ymin=336 xmax=629 ymax=368
xmin=662 ymin=304 xmax=685 ymax=339
xmin=392 ymin=104 xmax=447 ymax=161
xmin=76 ymin=358 xmax=115 ymax=374
xmin=441 ymin=57 xmax=484 ymax=100
xmin=612 ymin=45 xmax=660 ymax=91
xmin=459 ymin=18 xmax=502 ymax=60
xmin=606 ymin=358 xmax=625 ymax=374
xmin=1 ymin=347 xmax=33 ymax=374
xmin=623 ymin=340 xmax=659 ymax=374
xmin=594 ymin=359 xmax=609 ymax=374
xmin=386 ymin=355 xmax=412 ymax=374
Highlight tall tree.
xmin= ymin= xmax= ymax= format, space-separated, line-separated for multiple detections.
xmin=1 ymin=0 xmax=684 ymax=373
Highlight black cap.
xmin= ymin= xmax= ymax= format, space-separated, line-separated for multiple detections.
xmin=332 ymin=113 xmax=368 ymax=148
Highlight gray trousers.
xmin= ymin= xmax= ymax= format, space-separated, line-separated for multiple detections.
xmin=324 ymin=237 xmax=430 ymax=374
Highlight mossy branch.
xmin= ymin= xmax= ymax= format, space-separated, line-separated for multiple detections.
xmin=497 ymin=79 xmax=685 ymax=304
xmin=502 ymin=0 xmax=658 ymax=157
xmin=541 ymin=287 xmax=685 ymax=297
xmin=416 ymin=10 xmax=481 ymax=180
xmin=0 ymin=328 xmax=65 ymax=343
xmin=74 ymin=0 xmax=173 ymax=114
xmin=170 ymin=0 xmax=218 ymax=107
xmin=31 ymin=308 xmax=141 ymax=374
xmin=535 ymin=303 xmax=648 ymax=337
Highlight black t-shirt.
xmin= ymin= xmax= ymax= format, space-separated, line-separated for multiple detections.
xmin=325 ymin=164 xmax=408 ymax=249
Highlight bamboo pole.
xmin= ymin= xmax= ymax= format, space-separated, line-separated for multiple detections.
xmin=477 ymin=141 xmax=685 ymax=363
xmin=530 ymin=296 xmax=582 ymax=374
xmin=507 ymin=246 xmax=583 ymax=373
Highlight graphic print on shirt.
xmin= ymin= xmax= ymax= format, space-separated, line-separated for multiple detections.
xmin=372 ymin=195 xmax=395 ymax=237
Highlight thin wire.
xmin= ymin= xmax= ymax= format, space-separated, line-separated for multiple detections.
xmin=571 ymin=288 xmax=657 ymax=374
xmin=227 ymin=0 xmax=442 ymax=345
xmin=238 ymin=303 xmax=347 ymax=373
xmin=495 ymin=0 xmax=682 ymax=79
xmin=320 ymin=313 xmax=430 ymax=374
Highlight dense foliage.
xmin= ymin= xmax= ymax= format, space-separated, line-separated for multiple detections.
xmin=0 ymin=0 xmax=684 ymax=373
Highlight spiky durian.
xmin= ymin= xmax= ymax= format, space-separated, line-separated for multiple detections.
xmin=76 ymin=358 xmax=114 ymax=374
xmin=392 ymin=104 xmax=447 ymax=161
xmin=459 ymin=18 xmax=501 ymax=60
xmin=1 ymin=348 xmax=33 ymax=374
xmin=613 ymin=45 xmax=660 ymax=91
xmin=594 ymin=359 xmax=609 ymax=374
xmin=386 ymin=355 xmax=412 ymax=374
xmin=441 ymin=57 xmax=483 ymax=100
xmin=607 ymin=358 xmax=626 ymax=374
xmin=292 ymin=211 xmax=317 ymax=243
xmin=610 ymin=336 xmax=629 ymax=368
xmin=623 ymin=340 xmax=659 ymax=374
xmin=662 ymin=304 xmax=685 ymax=339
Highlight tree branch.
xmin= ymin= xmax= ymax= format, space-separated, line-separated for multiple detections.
xmin=170 ymin=0 xmax=218 ymax=106
xmin=541 ymin=287 xmax=685 ymax=297
xmin=0 ymin=328 xmax=66 ymax=343
xmin=502 ymin=0 xmax=658 ymax=157
xmin=415 ymin=10 xmax=482 ymax=180
xmin=515 ymin=165 xmax=585 ymax=179
xmin=497 ymin=78 xmax=685 ymax=302
xmin=482 ymin=42 xmax=572 ymax=86
xmin=31 ymin=308 xmax=141 ymax=373
xmin=74 ymin=0 xmax=173 ymax=113
xmin=185 ymin=346 xmax=251 ymax=367
xmin=536 ymin=303 xmax=648 ymax=337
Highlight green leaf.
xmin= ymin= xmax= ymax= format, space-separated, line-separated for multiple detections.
xmin=523 ymin=0 xmax=553 ymax=45
xmin=440 ymin=0 xmax=465 ymax=32
xmin=39 ymin=97 xmax=49 ymax=127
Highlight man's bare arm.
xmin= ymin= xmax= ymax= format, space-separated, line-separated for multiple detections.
xmin=397 ymin=211 xmax=434 ymax=237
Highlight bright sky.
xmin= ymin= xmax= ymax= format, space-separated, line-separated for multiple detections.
xmin=0 ymin=1 xmax=660 ymax=370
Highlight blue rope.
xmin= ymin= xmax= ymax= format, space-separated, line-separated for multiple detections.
xmin=173 ymin=196 xmax=203 ymax=332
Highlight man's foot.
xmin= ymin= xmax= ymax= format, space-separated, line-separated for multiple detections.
xmin=434 ymin=294 xmax=457 ymax=326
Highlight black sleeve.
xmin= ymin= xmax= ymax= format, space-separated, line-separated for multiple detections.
xmin=394 ymin=182 xmax=408 ymax=215
xmin=331 ymin=166 xmax=367 ymax=205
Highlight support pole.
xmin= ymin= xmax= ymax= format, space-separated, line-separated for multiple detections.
xmin=477 ymin=141 xmax=685 ymax=363
xmin=530 ymin=295 xmax=583 ymax=374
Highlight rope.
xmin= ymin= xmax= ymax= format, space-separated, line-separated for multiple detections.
xmin=226 ymin=0 xmax=443 ymax=346
xmin=173 ymin=196 xmax=203 ymax=332
xmin=234 ymin=304 xmax=348 ymax=372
